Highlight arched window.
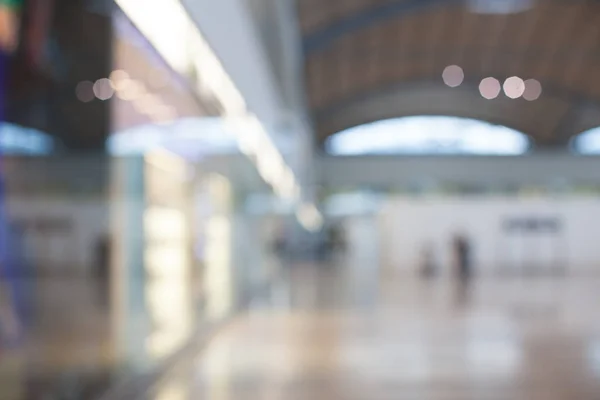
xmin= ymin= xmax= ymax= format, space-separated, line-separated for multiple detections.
xmin=325 ymin=116 xmax=530 ymax=156
xmin=572 ymin=127 xmax=600 ymax=154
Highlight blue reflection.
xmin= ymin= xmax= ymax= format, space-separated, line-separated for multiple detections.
xmin=325 ymin=116 xmax=530 ymax=156
xmin=572 ymin=127 xmax=600 ymax=155
xmin=107 ymin=117 xmax=239 ymax=158
xmin=0 ymin=123 xmax=54 ymax=155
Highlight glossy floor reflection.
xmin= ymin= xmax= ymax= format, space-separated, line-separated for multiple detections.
xmin=0 ymin=275 xmax=205 ymax=400
xmin=0 ymin=278 xmax=114 ymax=400
xmin=151 ymin=265 xmax=600 ymax=400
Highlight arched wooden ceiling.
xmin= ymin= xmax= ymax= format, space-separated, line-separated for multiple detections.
xmin=297 ymin=0 xmax=600 ymax=147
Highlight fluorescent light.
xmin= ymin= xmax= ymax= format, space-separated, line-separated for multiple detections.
xmin=296 ymin=203 xmax=324 ymax=232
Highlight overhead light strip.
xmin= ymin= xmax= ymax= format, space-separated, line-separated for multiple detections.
xmin=114 ymin=0 xmax=321 ymax=227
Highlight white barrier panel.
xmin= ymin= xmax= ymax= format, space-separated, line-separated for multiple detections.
xmin=380 ymin=196 xmax=600 ymax=276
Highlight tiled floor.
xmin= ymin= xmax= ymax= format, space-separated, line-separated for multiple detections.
xmin=149 ymin=265 xmax=600 ymax=400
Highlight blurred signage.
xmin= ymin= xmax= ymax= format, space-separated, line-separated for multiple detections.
xmin=503 ymin=217 xmax=561 ymax=233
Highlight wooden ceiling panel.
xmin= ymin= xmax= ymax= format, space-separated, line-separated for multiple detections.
xmin=298 ymin=0 xmax=394 ymax=35
xmin=299 ymin=0 xmax=600 ymax=146
xmin=570 ymin=62 xmax=600 ymax=99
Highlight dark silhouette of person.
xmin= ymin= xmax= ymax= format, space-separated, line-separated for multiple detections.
xmin=453 ymin=233 xmax=472 ymax=281
xmin=94 ymin=235 xmax=110 ymax=307
xmin=272 ymin=225 xmax=287 ymax=259
xmin=450 ymin=233 xmax=472 ymax=308
xmin=327 ymin=223 xmax=345 ymax=255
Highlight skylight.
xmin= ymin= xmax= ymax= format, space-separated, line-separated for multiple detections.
xmin=325 ymin=116 xmax=530 ymax=156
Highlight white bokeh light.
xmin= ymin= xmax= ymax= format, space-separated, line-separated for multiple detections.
xmin=442 ymin=65 xmax=465 ymax=88
xmin=326 ymin=116 xmax=530 ymax=156
xmin=523 ymin=79 xmax=542 ymax=101
xmin=479 ymin=77 xmax=501 ymax=100
xmin=93 ymin=78 xmax=114 ymax=100
xmin=109 ymin=70 xmax=130 ymax=90
xmin=503 ymin=76 xmax=525 ymax=99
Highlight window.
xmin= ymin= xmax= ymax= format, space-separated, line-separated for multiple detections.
xmin=325 ymin=116 xmax=530 ymax=156
xmin=572 ymin=127 xmax=600 ymax=155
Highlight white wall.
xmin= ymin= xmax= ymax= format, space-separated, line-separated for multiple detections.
xmin=345 ymin=215 xmax=380 ymax=268
xmin=380 ymin=196 xmax=600 ymax=276
xmin=1 ymin=156 xmax=109 ymax=275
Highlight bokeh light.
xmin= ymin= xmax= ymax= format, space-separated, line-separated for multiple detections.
xmin=116 ymin=79 xmax=145 ymax=101
xmin=93 ymin=78 xmax=114 ymax=101
xmin=109 ymin=69 xmax=130 ymax=90
xmin=151 ymin=105 xmax=177 ymax=124
xmin=148 ymin=68 xmax=169 ymax=89
xmin=135 ymin=94 xmax=162 ymax=114
xmin=75 ymin=81 xmax=95 ymax=103
xmin=442 ymin=65 xmax=464 ymax=88
xmin=479 ymin=77 xmax=501 ymax=100
xmin=503 ymin=76 xmax=525 ymax=99
xmin=523 ymin=79 xmax=542 ymax=101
